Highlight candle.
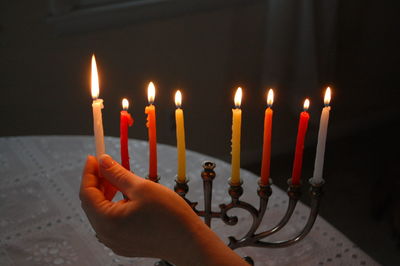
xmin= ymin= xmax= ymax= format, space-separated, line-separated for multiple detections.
xmin=91 ymin=55 xmax=105 ymax=160
xmin=120 ymin=98 xmax=134 ymax=171
xmin=291 ymin=99 xmax=310 ymax=185
xmin=230 ymin=87 xmax=243 ymax=185
xmin=145 ymin=82 xmax=158 ymax=180
xmin=312 ymin=87 xmax=331 ymax=184
xmin=174 ymin=90 xmax=186 ymax=183
xmin=90 ymin=55 xmax=117 ymax=200
xmin=260 ymin=89 xmax=274 ymax=186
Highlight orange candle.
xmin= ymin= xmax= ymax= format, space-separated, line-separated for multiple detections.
xmin=145 ymin=82 xmax=158 ymax=180
xmin=120 ymin=98 xmax=134 ymax=171
xmin=260 ymin=89 xmax=274 ymax=185
xmin=291 ymin=99 xmax=310 ymax=185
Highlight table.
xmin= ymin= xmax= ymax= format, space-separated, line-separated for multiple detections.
xmin=0 ymin=136 xmax=379 ymax=266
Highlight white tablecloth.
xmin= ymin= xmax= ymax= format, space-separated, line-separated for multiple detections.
xmin=0 ymin=136 xmax=379 ymax=265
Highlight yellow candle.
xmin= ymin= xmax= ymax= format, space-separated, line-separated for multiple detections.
xmin=91 ymin=55 xmax=105 ymax=160
xmin=174 ymin=90 xmax=186 ymax=182
xmin=230 ymin=87 xmax=243 ymax=185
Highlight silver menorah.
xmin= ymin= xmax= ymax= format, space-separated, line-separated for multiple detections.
xmin=152 ymin=161 xmax=324 ymax=265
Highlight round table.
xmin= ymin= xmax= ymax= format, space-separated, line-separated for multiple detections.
xmin=0 ymin=136 xmax=378 ymax=265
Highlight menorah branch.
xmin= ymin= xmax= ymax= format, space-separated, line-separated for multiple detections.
xmin=253 ymin=180 xmax=301 ymax=241
xmin=250 ymin=179 xmax=324 ymax=248
xmin=166 ymin=162 xmax=324 ymax=265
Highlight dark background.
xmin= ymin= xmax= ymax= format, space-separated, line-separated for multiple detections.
xmin=1 ymin=0 xmax=399 ymax=265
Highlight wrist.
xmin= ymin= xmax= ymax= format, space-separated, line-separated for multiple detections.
xmin=167 ymin=215 xmax=247 ymax=266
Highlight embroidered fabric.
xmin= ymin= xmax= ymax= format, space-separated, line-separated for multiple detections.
xmin=0 ymin=136 xmax=379 ymax=265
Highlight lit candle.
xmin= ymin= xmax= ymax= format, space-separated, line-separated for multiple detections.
xmin=312 ymin=87 xmax=331 ymax=184
xmin=91 ymin=55 xmax=105 ymax=160
xmin=174 ymin=90 xmax=186 ymax=183
xmin=145 ymin=82 xmax=158 ymax=180
xmin=260 ymin=89 xmax=274 ymax=186
xmin=291 ymin=99 xmax=310 ymax=185
xmin=120 ymin=98 xmax=134 ymax=171
xmin=230 ymin=87 xmax=243 ymax=185
xmin=90 ymin=55 xmax=117 ymax=200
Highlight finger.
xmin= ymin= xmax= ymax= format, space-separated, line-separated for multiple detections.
xmin=81 ymin=155 xmax=99 ymax=189
xmin=102 ymin=178 xmax=118 ymax=201
xmin=99 ymin=154 xmax=141 ymax=198
xmin=80 ymin=155 xmax=108 ymax=210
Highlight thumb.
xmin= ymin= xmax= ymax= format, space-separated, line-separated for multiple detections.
xmin=99 ymin=154 xmax=139 ymax=197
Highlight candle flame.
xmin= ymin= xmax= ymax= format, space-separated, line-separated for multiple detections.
xmin=303 ymin=99 xmax=310 ymax=111
xmin=175 ymin=90 xmax=182 ymax=108
xmin=122 ymin=98 xmax=129 ymax=110
xmin=91 ymin=54 xmax=99 ymax=99
xmin=324 ymin=87 xmax=331 ymax=106
xmin=267 ymin=89 xmax=274 ymax=107
xmin=147 ymin=82 xmax=155 ymax=104
xmin=234 ymin=87 xmax=242 ymax=108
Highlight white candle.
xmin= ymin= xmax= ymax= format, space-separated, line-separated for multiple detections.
xmin=91 ymin=55 xmax=105 ymax=160
xmin=312 ymin=87 xmax=331 ymax=183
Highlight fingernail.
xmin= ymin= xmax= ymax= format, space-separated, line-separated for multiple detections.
xmin=99 ymin=154 xmax=115 ymax=169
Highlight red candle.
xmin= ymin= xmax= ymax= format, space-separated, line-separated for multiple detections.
xmin=145 ymin=82 xmax=158 ymax=180
xmin=260 ymin=89 xmax=274 ymax=186
xmin=291 ymin=99 xmax=310 ymax=185
xmin=120 ymin=98 xmax=134 ymax=170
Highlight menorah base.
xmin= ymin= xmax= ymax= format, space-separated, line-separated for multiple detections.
xmin=151 ymin=161 xmax=324 ymax=265
xmin=156 ymin=256 xmax=254 ymax=266
xmin=154 ymin=260 xmax=173 ymax=266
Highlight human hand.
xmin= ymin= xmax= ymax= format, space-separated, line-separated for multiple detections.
xmin=79 ymin=154 xmax=247 ymax=266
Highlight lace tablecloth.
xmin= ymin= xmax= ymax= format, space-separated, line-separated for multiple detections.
xmin=0 ymin=136 xmax=379 ymax=266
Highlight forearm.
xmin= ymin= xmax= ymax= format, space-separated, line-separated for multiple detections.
xmin=168 ymin=215 xmax=248 ymax=266
xmin=81 ymin=155 xmax=248 ymax=265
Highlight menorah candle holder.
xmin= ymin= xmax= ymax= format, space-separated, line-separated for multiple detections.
xmin=146 ymin=175 xmax=161 ymax=183
xmin=155 ymin=161 xmax=324 ymax=265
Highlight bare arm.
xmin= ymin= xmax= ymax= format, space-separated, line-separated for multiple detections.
xmin=79 ymin=154 xmax=248 ymax=266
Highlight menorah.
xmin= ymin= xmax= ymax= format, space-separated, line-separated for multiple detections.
xmin=152 ymin=161 xmax=325 ymax=266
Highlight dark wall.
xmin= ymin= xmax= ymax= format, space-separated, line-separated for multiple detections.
xmin=334 ymin=0 xmax=399 ymax=131
xmin=1 ymin=1 xmax=268 ymax=163
xmin=0 ymin=0 xmax=398 ymax=164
